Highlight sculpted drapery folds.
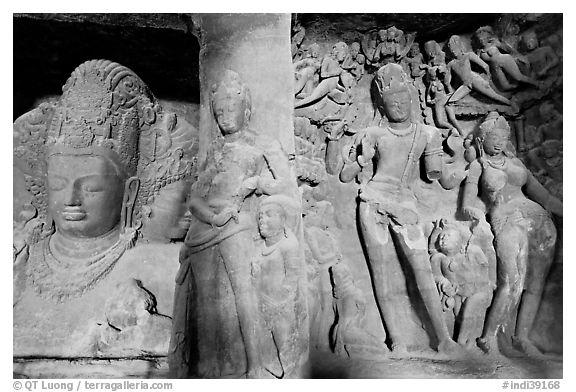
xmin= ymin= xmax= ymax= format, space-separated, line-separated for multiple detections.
xmin=13 ymin=59 xmax=196 ymax=357
xmin=168 ymin=70 xmax=301 ymax=379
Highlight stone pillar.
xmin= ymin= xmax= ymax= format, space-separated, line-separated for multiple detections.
xmin=189 ymin=13 xmax=308 ymax=378
xmin=196 ymin=13 xmax=295 ymax=163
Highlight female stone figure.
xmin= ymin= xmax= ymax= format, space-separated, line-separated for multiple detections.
xmin=339 ymin=64 xmax=460 ymax=354
xmin=481 ymin=46 xmax=539 ymax=92
xmin=169 ymin=70 xmax=291 ymax=378
xmin=444 ymin=35 xmax=513 ymax=107
xmin=462 ymin=112 xmax=562 ymax=355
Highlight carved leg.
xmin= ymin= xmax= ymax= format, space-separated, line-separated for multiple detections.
xmin=513 ymin=222 xmax=556 ymax=356
xmin=390 ymin=224 xmax=460 ymax=354
xmin=358 ymin=202 xmax=407 ymax=353
xmin=195 ymin=248 xmax=221 ymax=377
xmin=295 ymin=78 xmax=339 ymax=108
xmin=493 ymin=68 xmax=517 ymax=91
xmin=513 ymin=117 xmax=527 ymax=153
xmin=447 ymin=85 xmax=472 ymax=103
xmin=471 ymin=79 xmax=513 ymax=106
xmin=478 ymin=225 xmax=528 ymax=354
xmin=445 ymin=105 xmax=465 ymax=136
xmin=294 ymin=68 xmax=316 ymax=97
xmin=457 ymin=291 xmax=491 ymax=349
xmin=432 ymin=102 xmax=453 ymax=130
xmin=501 ymin=58 xmax=540 ymax=88
xmin=219 ymin=232 xmax=265 ymax=377
xmin=168 ymin=258 xmax=196 ymax=378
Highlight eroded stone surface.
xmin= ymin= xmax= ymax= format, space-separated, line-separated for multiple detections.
xmin=13 ymin=12 xmax=562 ymax=379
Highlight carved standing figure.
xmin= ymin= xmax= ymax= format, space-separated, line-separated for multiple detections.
xmin=252 ymin=195 xmax=303 ymax=378
xmin=406 ymin=43 xmax=425 ymax=79
xmin=339 ymin=64 xmax=460 ymax=354
xmin=169 ymin=70 xmax=290 ymax=378
xmin=462 ymin=112 xmax=562 ymax=356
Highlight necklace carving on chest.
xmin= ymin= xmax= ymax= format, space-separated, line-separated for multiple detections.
xmin=386 ymin=123 xmax=415 ymax=137
xmin=486 ymin=154 xmax=506 ymax=168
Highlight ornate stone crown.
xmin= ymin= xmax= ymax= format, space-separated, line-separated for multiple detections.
xmin=374 ymin=63 xmax=410 ymax=96
xmin=13 ymin=59 xmax=197 ymax=240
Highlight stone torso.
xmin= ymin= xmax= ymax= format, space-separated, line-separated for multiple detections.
xmin=210 ymin=137 xmax=263 ymax=210
xmin=450 ymin=56 xmax=474 ymax=86
xmin=369 ymin=124 xmax=427 ymax=186
xmin=13 ymin=242 xmax=179 ymax=357
xmin=480 ymin=156 xmax=528 ymax=207
xmin=441 ymin=250 xmax=490 ymax=297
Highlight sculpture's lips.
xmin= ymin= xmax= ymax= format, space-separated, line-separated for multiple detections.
xmin=62 ymin=209 xmax=87 ymax=221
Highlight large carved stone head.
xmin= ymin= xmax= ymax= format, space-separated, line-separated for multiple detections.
xmin=210 ymin=70 xmax=252 ymax=135
xmin=44 ymin=60 xmax=155 ymax=238
xmin=14 ymin=60 xmax=196 ymax=244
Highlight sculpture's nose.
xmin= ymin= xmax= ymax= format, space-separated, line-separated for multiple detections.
xmin=64 ymin=182 xmax=83 ymax=207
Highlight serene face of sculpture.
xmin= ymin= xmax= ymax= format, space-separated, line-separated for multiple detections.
xmin=409 ymin=44 xmax=420 ymax=57
xmin=212 ymin=86 xmax=248 ymax=135
xmin=47 ymin=154 xmax=125 ymax=239
xmin=258 ymin=203 xmax=285 ymax=239
xmin=382 ymin=90 xmax=412 ymax=123
xmin=143 ymin=181 xmax=191 ymax=242
xmin=482 ymin=128 xmax=508 ymax=156
xmin=438 ymin=229 xmax=462 ymax=255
